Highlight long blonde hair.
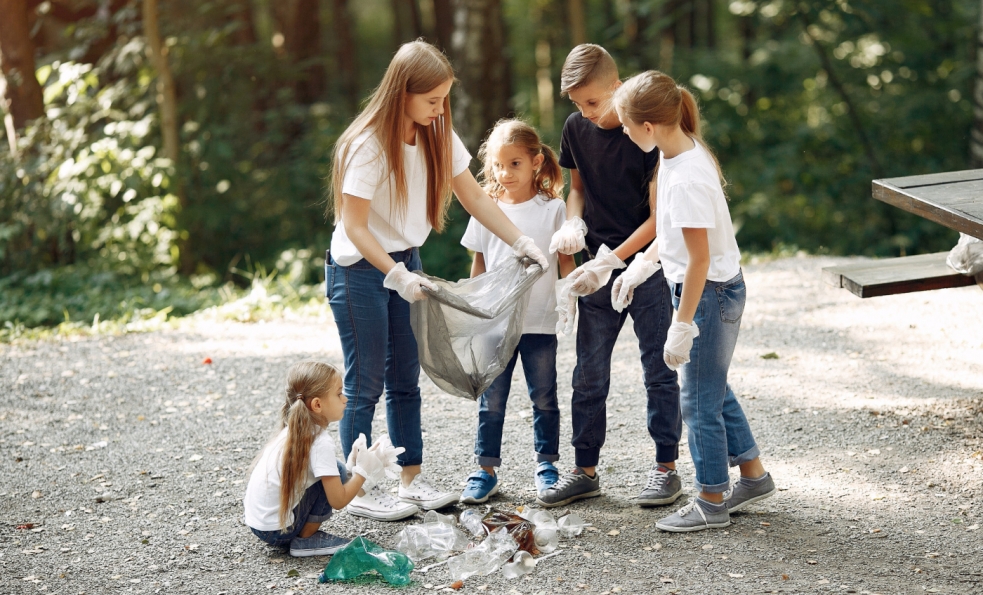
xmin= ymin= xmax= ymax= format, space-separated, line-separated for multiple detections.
xmin=477 ymin=119 xmax=564 ymax=200
xmin=329 ymin=40 xmax=456 ymax=232
xmin=275 ymin=361 xmax=341 ymax=531
xmin=613 ymin=70 xmax=726 ymax=211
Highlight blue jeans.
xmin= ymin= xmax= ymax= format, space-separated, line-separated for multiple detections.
xmin=474 ymin=334 xmax=561 ymax=467
xmin=326 ymin=248 xmax=424 ymax=466
xmin=250 ymin=461 xmax=348 ymax=546
xmin=571 ymin=266 xmax=681 ymax=468
xmin=668 ymin=270 xmax=759 ymax=494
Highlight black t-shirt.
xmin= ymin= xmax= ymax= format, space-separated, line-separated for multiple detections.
xmin=559 ymin=112 xmax=658 ymax=261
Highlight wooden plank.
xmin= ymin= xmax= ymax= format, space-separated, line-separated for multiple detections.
xmin=879 ymin=169 xmax=983 ymax=189
xmin=873 ymin=177 xmax=983 ymax=240
xmin=822 ymin=253 xmax=977 ymax=298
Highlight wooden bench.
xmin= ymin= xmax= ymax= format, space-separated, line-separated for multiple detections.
xmin=822 ymin=252 xmax=977 ymax=298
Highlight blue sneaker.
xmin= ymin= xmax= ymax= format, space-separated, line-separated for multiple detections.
xmin=535 ymin=462 xmax=560 ymax=493
xmin=460 ymin=470 xmax=499 ymax=504
xmin=288 ymin=531 xmax=350 ymax=557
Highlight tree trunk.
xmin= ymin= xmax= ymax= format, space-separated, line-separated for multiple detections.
xmin=0 ymin=0 xmax=44 ymax=134
xmin=972 ymin=0 xmax=983 ymax=168
xmin=659 ymin=0 xmax=677 ymax=73
xmin=451 ymin=0 xmax=512 ymax=151
xmin=392 ymin=0 xmax=423 ymax=46
xmin=705 ymin=0 xmax=716 ymax=49
xmin=431 ymin=0 xmax=454 ymax=51
xmin=274 ymin=0 xmax=324 ymax=103
xmin=568 ymin=0 xmax=586 ymax=46
xmin=332 ymin=0 xmax=358 ymax=112
xmin=230 ymin=0 xmax=258 ymax=45
xmin=142 ymin=0 xmax=180 ymax=167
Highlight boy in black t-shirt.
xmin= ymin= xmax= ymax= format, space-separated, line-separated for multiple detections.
xmin=538 ymin=44 xmax=682 ymax=509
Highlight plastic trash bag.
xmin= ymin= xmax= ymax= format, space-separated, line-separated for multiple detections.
xmin=410 ymin=257 xmax=544 ymax=400
xmin=319 ymin=536 xmax=414 ymax=585
xmin=947 ymin=233 xmax=983 ymax=276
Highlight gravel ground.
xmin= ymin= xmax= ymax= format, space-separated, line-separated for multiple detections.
xmin=2 ymin=255 xmax=983 ymax=595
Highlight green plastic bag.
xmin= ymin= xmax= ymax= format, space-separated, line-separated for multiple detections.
xmin=318 ymin=536 xmax=415 ymax=586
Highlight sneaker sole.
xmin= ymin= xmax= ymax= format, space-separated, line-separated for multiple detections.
xmin=655 ymin=518 xmax=731 ymax=533
xmin=535 ymin=488 xmax=602 ymax=508
xmin=289 ymin=544 xmax=347 ymax=557
xmin=637 ymin=489 xmax=685 ymax=507
xmin=460 ymin=483 xmax=499 ymax=504
xmin=399 ymin=492 xmax=460 ymax=510
xmin=727 ymin=486 xmax=777 ymax=513
xmin=346 ymin=503 xmax=419 ymax=521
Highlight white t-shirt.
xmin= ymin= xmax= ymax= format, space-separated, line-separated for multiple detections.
xmin=330 ymin=129 xmax=473 ymax=266
xmin=243 ymin=427 xmax=340 ymax=531
xmin=656 ymin=142 xmax=741 ymax=283
xmin=460 ymin=195 xmax=566 ymax=334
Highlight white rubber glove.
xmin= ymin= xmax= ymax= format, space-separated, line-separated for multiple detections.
xmin=568 ymin=245 xmax=625 ymax=296
xmin=349 ymin=441 xmax=386 ymax=491
xmin=548 ymin=217 xmax=587 ymax=255
xmin=554 ymin=277 xmax=577 ymax=336
xmin=383 ymin=262 xmax=437 ymax=303
xmin=664 ymin=321 xmax=699 ymax=371
xmin=370 ymin=435 xmax=405 ymax=479
xmin=611 ymin=258 xmax=661 ymax=313
xmin=345 ymin=433 xmax=368 ymax=475
xmin=511 ymin=235 xmax=549 ymax=271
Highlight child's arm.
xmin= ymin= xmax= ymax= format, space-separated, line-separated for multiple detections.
xmin=676 ymin=228 xmax=710 ymax=323
xmin=471 ymin=252 xmax=486 ymax=278
xmin=565 ymin=169 xmax=586 ymax=220
xmin=612 ymin=214 xmax=656 ymax=263
xmin=320 ymin=473 xmax=366 ymax=510
xmin=558 ymin=253 xmax=576 ymax=278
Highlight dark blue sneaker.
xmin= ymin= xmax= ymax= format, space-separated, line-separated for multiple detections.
xmin=535 ymin=462 xmax=560 ymax=493
xmin=460 ymin=470 xmax=499 ymax=504
xmin=288 ymin=531 xmax=350 ymax=557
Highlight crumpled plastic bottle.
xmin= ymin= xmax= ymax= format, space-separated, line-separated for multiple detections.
xmin=527 ymin=510 xmax=559 ymax=553
xmin=481 ymin=509 xmax=539 ymax=554
xmin=393 ymin=510 xmax=471 ymax=562
xmin=319 ymin=536 xmax=414 ymax=585
xmin=446 ymin=527 xmax=518 ymax=581
xmin=557 ymin=512 xmax=587 ymax=538
xmin=459 ymin=509 xmax=487 ymax=537
xmin=501 ymin=550 xmax=537 ymax=579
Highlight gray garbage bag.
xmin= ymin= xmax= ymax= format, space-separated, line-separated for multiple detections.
xmin=946 ymin=233 xmax=983 ymax=275
xmin=410 ymin=257 xmax=544 ymax=400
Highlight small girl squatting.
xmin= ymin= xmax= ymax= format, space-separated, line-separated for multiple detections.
xmin=458 ymin=119 xmax=576 ymax=504
xmin=611 ymin=71 xmax=776 ymax=532
xmin=243 ymin=361 xmax=401 ymax=556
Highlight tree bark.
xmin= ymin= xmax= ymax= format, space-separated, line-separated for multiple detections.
xmin=451 ymin=0 xmax=512 ymax=151
xmin=972 ymin=0 xmax=983 ymax=168
xmin=431 ymin=0 xmax=454 ymax=51
xmin=659 ymin=0 xmax=677 ymax=73
xmin=568 ymin=0 xmax=586 ymax=46
xmin=142 ymin=0 xmax=180 ymax=167
xmin=392 ymin=0 xmax=423 ymax=46
xmin=332 ymin=0 xmax=358 ymax=112
xmin=0 ymin=0 xmax=44 ymax=132
xmin=229 ymin=0 xmax=258 ymax=45
xmin=274 ymin=0 xmax=324 ymax=103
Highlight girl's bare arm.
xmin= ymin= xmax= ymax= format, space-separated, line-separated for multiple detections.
xmin=470 ymin=252 xmax=486 ymax=278
xmin=320 ymin=473 xmax=366 ymax=510
xmin=676 ymin=227 xmax=710 ymax=324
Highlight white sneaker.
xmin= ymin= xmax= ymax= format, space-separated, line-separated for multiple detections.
xmin=346 ymin=485 xmax=419 ymax=521
xmin=398 ymin=474 xmax=459 ymax=510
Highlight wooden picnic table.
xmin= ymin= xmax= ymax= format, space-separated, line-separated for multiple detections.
xmin=873 ymin=169 xmax=983 ymax=239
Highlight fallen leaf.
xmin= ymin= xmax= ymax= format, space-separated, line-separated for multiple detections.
xmin=31 ymin=491 xmax=42 ymax=499
xmin=203 ymin=357 xmax=213 ymax=365
xmin=660 ymin=577 xmax=674 ymax=583
xmin=728 ymin=573 xmax=744 ymax=578
xmin=188 ymin=454 xmax=203 ymax=462
xmin=286 ymin=569 xmax=299 ymax=577
xmin=760 ymin=352 xmax=779 ymax=360
xmin=450 ymin=581 xmax=464 ymax=590
xmin=967 ymin=524 xmax=980 ymax=531
xmin=701 ymin=544 xmax=713 ymax=550
xmin=817 ymin=579 xmax=830 ymax=584
xmin=899 ymin=466 xmax=909 ymax=474
xmin=782 ymin=574 xmax=789 ymax=580
xmin=807 ymin=560 xmax=817 ymax=565
xmin=760 ymin=522 xmax=771 ymax=527
xmin=607 ymin=529 xmax=620 ymax=536
xmin=15 ymin=523 xmax=34 ymax=530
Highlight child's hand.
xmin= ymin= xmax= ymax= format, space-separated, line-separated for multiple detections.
xmin=569 ymin=246 xmax=625 ymax=296
xmin=664 ymin=321 xmax=700 ymax=371
xmin=350 ymin=446 xmax=386 ymax=490
xmin=549 ymin=217 xmax=587 ymax=255
xmin=383 ymin=262 xmax=438 ymax=303
xmin=369 ymin=435 xmax=405 ymax=479
xmin=611 ymin=258 xmax=661 ymax=312
xmin=511 ymin=236 xmax=549 ymax=271
xmin=345 ymin=433 xmax=369 ymax=474
xmin=554 ymin=277 xmax=578 ymax=336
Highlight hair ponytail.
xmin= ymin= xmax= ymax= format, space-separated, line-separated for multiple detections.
xmin=613 ymin=71 xmax=727 ymax=212
xmin=269 ymin=361 xmax=341 ymax=531
xmin=477 ymin=118 xmax=564 ymax=200
xmin=534 ymin=144 xmax=564 ymax=199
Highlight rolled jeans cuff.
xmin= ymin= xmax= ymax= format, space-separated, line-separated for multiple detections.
xmin=693 ymin=478 xmax=731 ymax=494
xmin=574 ymin=447 xmax=601 ymax=469
xmin=536 ymin=452 xmax=560 ymax=463
xmin=729 ymin=445 xmax=760 ymax=468
xmin=475 ymin=455 xmax=502 ymax=468
xmin=306 ymin=512 xmax=333 ymax=524
xmin=655 ymin=443 xmax=679 ymax=464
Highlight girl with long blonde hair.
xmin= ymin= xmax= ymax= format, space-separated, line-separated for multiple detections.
xmin=326 ymin=40 xmax=548 ymax=520
xmin=243 ymin=361 xmax=399 ymax=556
xmin=611 ymin=70 xmax=774 ymax=532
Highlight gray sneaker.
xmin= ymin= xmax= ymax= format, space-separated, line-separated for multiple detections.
xmin=724 ymin=473 xmax=776 ymax=513
xmin=289 ymin=531 xmax=351 ymax=557
xmin=536 ymin=467 xmax=601 ymax=508
xmin=637 ymin=464 xmax=683 ymax=506
xmin=656 ymin=499 xmax=731 ymax=533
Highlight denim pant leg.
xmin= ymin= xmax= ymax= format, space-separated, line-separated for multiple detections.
xmin=329 ymin=250 xmax=423 ymax=466
xmin=671 ymin=271 xmax=758 ymax=494
xmin=474 ymin=346 xmax=520 ymax=468
xmin=517 ymin=334 xmax=560 ymax=463
xmin=624 ymin=267 xmax=682 ymax=463
xmin=570 ymin=279 xmax=628 ymax=468
xmin=250 ymin=462 xmax=347 ymax=547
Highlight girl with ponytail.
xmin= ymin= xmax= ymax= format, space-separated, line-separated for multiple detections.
xmin=611 ymin=71 xmax=774 ymax=532
xmin=244 ymin=361 xmax=401 ymax=556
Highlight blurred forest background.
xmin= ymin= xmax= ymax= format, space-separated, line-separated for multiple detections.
xmin=1 ymin=0 xmax=981 ymax=332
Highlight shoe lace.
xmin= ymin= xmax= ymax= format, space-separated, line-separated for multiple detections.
xmin=410 ymin=476 xmax=443 ymax=498
xmin=645 ymin=466 xmax=669 ymax=491
xmin=551 ymin=471 xmax=580 ymax=492
xmin=676 ymin=500 xmax=706 ymax=522
xmin=368 ymin=485 xmax=399 ymax=509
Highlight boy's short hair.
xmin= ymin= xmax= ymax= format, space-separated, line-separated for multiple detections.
xmin=560 ymin=44 xmax=619 ymax=96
